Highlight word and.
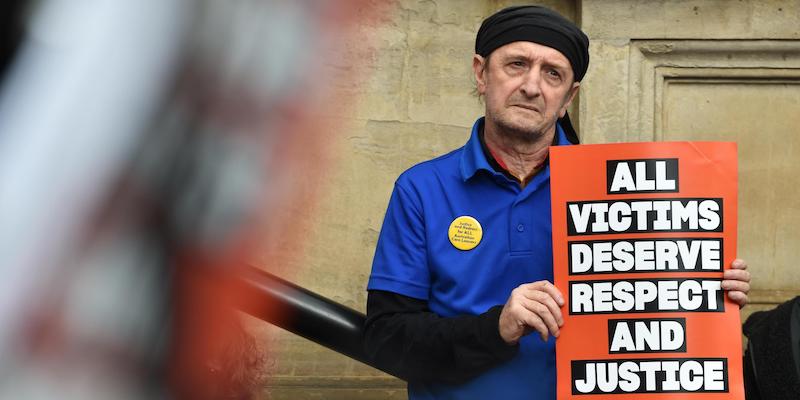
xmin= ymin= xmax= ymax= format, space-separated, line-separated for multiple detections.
xmin=608 ymin=318 xmax=686 ymax=353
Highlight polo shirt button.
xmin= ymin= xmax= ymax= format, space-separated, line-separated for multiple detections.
xmin=516 ymin=224 xmax=524 ymax=232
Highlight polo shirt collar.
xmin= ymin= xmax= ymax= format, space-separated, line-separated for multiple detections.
xmin=459 ymin=117 xmax=573 ymax=182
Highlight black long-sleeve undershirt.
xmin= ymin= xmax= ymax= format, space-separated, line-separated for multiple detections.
xmin=363 ymin=290 xmax=519 ymax=384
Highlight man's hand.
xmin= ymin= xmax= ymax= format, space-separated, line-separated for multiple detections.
xmin=721 ymin=258 xmax=750 ymax=308
xmin=498 ymin=281 xmax=564 ymax=344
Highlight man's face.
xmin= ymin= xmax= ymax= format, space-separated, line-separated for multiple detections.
xmin=473 ymin=41 xmax=580 ymax=143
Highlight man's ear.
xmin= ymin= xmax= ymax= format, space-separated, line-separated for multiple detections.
xmin=473 ymin=54 xmax=487 ymax=95
xmin=559 ymin=82 xmax=580 ymax=118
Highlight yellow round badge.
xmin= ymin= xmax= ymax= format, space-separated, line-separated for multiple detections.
xmin=448 ymin=216 xmax=483 ymax=251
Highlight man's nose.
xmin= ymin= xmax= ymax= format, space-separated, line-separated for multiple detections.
xmin=519 ymin=67 xmax=542 ymax=98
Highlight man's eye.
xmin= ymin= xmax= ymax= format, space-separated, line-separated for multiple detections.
xmin=546 ymin=69 xmax=561 ymax=79
xmin=510 ymin=61 xmax=525 ymax=67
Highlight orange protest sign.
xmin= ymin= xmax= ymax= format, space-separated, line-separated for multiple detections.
xmin=550 ymin=142 xmax=743 ymax=399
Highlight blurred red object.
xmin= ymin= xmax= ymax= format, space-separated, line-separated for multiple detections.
xmin=0 ymin=1 xmax=392 ymax=399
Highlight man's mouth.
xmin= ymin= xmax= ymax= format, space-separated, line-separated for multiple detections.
xmin=513 ymin=104 xmax=540 ymax=113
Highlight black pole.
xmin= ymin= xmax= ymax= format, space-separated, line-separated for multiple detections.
xmin=236 ymin=265 xmax=399 ymax=378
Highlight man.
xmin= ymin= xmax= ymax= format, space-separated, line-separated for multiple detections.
xmin=364 ymin=5 xmax=750 ymax=400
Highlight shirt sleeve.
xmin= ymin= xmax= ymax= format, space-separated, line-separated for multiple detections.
xmin=363 ymin=289 xmax=519 ymax=384
xmin=367 ymin=182 xmax=430 ymax=300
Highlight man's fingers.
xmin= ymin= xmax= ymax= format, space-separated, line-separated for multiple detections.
xmin=525 ymin=291 xmax=564 ymax=325
xmin=501 ymin=281 xmax=566 ymax=343
xmin=721 ymin=279 xmax=750 ymax=293
xmin=724 ymin=259 xmax=750 ymax=309
xmin=723 ymin=268 xmax=751 ymax=283
xmin=519 ymin=298 xmax=560 ymax=337
xmin=521 ymin=313 xmax=549 ymax=342
xmin=727 ymin=290 xmax=748 ymax=308
xmin=538 ymin=293 xmax=564 ymax=326
xmin=523 ymin=281 xmax=565 ymax=306
xmin=515 ymin=281 xmax=565 ymax=336
xmin=722 ymin=264 xmax=751 ymax=294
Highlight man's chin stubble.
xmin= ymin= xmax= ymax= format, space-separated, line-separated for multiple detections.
xmin=496 ymin=119 xmax=548 ymax=145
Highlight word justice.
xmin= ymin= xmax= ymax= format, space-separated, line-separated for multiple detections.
xmin=572 ymin=359 xmax=727 ymax=394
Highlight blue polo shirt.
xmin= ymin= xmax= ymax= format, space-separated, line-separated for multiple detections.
xmin=368 ymin=117 xmax=572 ymax=400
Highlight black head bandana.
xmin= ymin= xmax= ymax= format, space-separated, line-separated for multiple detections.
xmin=475 ymin=5 xmax=590 ymax=82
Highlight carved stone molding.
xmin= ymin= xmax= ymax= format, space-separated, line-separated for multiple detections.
xmin=627 ymin=40 xmax=800 ymax=141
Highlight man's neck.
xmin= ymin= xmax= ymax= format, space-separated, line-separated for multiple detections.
xmin=483 ymin=123 xmax=556 ymax=187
